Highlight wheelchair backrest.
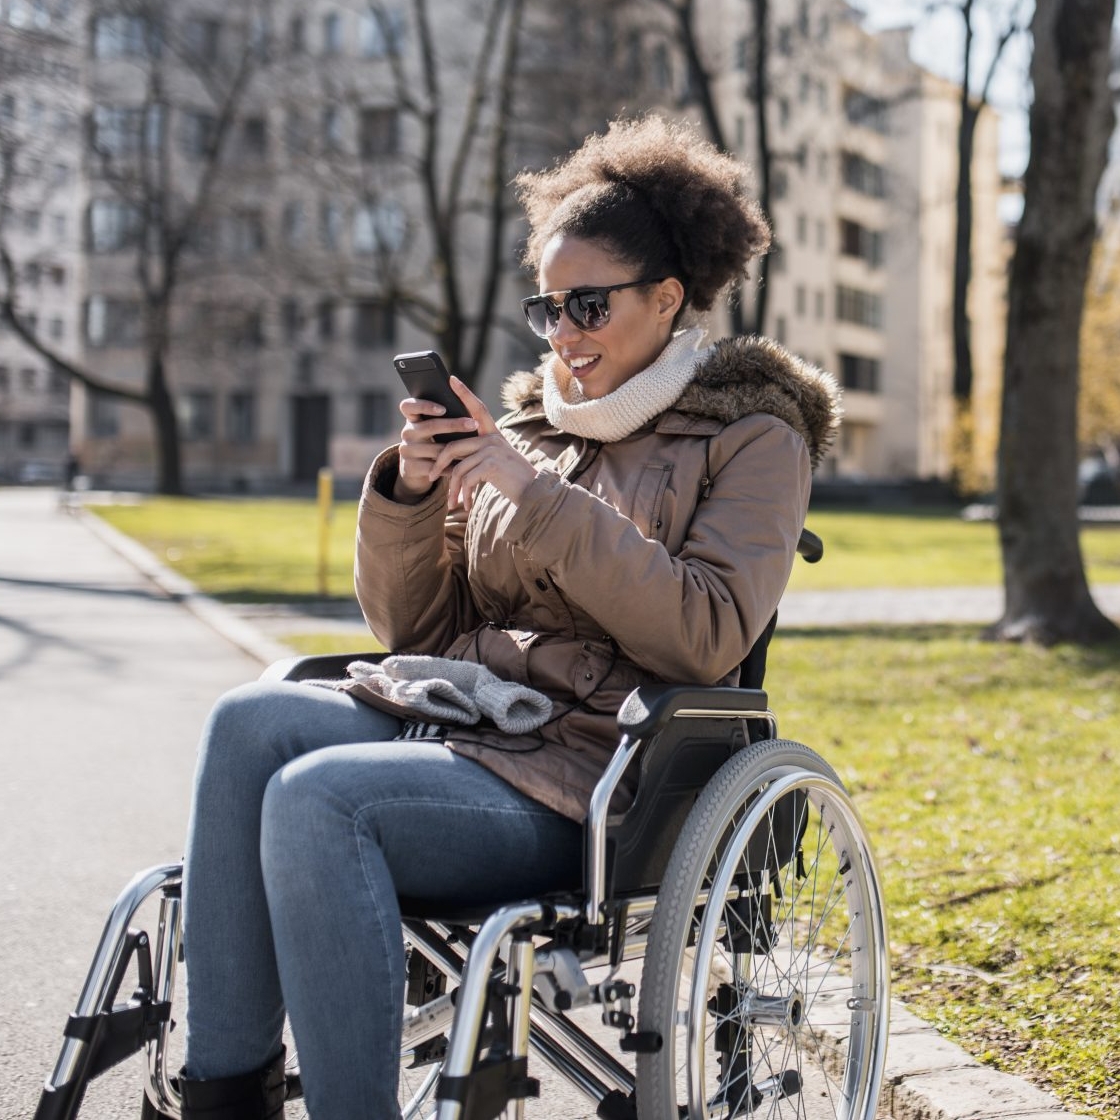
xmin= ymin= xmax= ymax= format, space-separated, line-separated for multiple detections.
xmin=599 ymin=612 xmax=785 ymax=897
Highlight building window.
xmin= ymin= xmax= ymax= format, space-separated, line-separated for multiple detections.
xmin=652 ymin=43 xmax=672 ymax=91
xmin=839 ymin=353 xmax=881 ymax=393
xmin=843 ymin=88 xmax=889 ymax=134
xmin=226 ymin=210 xmax=266 ymax=256
xmin=320 ymin=201 xmax=342 ymax=249
xmin=815 ymin=289 xmax=825 ymax=320
xmin=226 ymin=391 xmax=256 ymax=443
xmin=92 ymin=13 xmax=157 ymax=58
xmin=322 ymin=105 xmax=344 ymax=152
xmin=242 ymin=116 xmax=267 ymax=157
xmin=89 ymin=199 xmax=142 ymax=252
xmin=775 ymin=316 xmax=786 ymax=344
xmin=179 ymin=390 xmax=215 ymax=440
xmin=49 ymin=317 xmax=64 ymax=341
xmin=839 ymin=218 xmax=884 ymax=266
xmin=281 ymin=298 xmax=302 ymax=342
xmin=322 ymin=12 xmax=342 ymax=55
xmin=841 ymin=151 xmax=886 ymax=198
xmin=184 ymin=17 xmax=221 ymax=60
xmin=21 ymin=367 xmax=37 ymax=392
xmin=180 ymin=110 xmax=217 ymax=158
xmin=358 ymin=7 xmax=405 ymax=57
xmin=835 ymin=285 xmax=882 ymax=329
xmin=359 ymin=107 xmax=399 ymax=158
xmin=281 ymin=201 xmax=305 ymax=246
xmin=284 ymin=109 xmax=311 ymax=155
xmin=768 ymin=244 xmax=784 ymax=274
xmin=0 ymin=366 xmax=8 ymax=392
xmin=234 ymin=309 xmax=265 ymax=349
xmin=796 ymin=213 xmax=807 ymax=245
xmin=353 ymin=299 xmax=395 ymax=349
xmin=289 ymin=15 xmax=304 ymax=53
xmin=85 ymin=297 xmax=143 ymax=347
xmin=89 ymin=393 xmax=119 ymax=438
xmin=92 ymin=104 xmax=161 ymax=159
xmin=359 ymin=390 xmax=393 ymax=435
xmin=795 ymin=284 xmax=806 ymax=317
xmin=317 ymin=299 xmax=334 ymax=340
xmin=353 ymin=201 xmax=405 ymax=253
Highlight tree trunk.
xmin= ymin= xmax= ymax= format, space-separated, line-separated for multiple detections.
xmin=989 ymin=0 xmax=1119 ymax=645
xmin=952 ymin=104 xmax=977 ymax=402
xmin=750 ymin=0 xmax=771 ymax=337
xmin=149 ymin=353 xmax=183 ymax=496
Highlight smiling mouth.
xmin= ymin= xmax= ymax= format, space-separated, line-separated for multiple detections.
xmin=567 ymin=355 xmax=600 ymax=378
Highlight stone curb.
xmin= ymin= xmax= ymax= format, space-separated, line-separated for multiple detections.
xmin=73 ymin=507 xmax=1093 ymax=1120
xmin=79 ymin=507 xmax=296 ymax=667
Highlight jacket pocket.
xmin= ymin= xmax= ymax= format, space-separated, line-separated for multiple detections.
xmin=631 ymin=462 xmax=673 ymax=541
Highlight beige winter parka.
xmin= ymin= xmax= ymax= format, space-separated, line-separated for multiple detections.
xmin=354 ymin=335 xmax=841 ymax=822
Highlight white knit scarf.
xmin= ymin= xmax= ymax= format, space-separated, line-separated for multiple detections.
xmin=542 ymin=327 xmax=710 ymax=442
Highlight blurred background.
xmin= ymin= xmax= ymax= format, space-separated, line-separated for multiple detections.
xmin=0 ymin=0 xmax=1117 ymax=504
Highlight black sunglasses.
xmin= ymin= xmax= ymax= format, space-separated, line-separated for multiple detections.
xmin=520 ymin=277 xmax=666 ymax=338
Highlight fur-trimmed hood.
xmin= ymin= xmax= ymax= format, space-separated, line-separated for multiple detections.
xmin=501 ymin=335 xmax=842 ymax=469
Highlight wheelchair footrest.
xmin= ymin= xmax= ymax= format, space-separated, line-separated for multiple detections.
xmin=63 ymin=996 xmax=172 ymax=1079
xmin=438 ymin=1055 xmax=539 ymax=1120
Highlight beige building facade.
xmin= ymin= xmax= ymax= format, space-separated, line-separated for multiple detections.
xmin=0 ymin=0 xmax=87 ymax=483
xmin=0 ymin=0 xmax=1007 ymax=491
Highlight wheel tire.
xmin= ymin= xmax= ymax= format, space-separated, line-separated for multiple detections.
xmin=635 ymin=739 xmax=889 ymax=1120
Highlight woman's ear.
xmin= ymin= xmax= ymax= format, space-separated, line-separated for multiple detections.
xmin=657 ymin=277 xmax=686 ymax=322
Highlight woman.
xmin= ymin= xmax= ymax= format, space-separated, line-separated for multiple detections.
xmin=178 ymin=115 xmax=841 ymax=1119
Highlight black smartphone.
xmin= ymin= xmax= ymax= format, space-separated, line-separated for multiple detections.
xmin=393 ymin=350 xmax=472 ymax=443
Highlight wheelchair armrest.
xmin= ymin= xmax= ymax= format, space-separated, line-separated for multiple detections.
xmin=617 ymin=684 xmax=770 ymax=739
xmin=259 ymin=651 xmax=385 ymax=683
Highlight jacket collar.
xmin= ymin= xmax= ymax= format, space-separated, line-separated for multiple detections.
xmin=501 ymin=335 xmax=842 ymax=468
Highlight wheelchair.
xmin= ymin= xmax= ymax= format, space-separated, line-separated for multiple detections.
xmin=34 ymin=529 xmax=890 ymax=1120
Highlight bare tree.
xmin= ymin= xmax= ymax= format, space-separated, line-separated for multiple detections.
xmin=989 ymin=0 xmax=1119 ymax=644
xmin=948 ymin=0 xmax=1027 ymax=406
xmin=0 ymin=0 xmax=268 ymax=494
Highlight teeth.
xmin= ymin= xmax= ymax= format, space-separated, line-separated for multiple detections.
xmin=569 ymin=356 xmax=596 ymax=370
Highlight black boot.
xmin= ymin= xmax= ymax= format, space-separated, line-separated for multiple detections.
xmin=177 ymin=1048 xmax=287 ymax=1119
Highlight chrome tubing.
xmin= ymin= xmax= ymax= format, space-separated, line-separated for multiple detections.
xmin=584 ymin=734 xmax=643 ymax=924
xmin=434 ymin=902 xmax=546 ymax=1120
xmin=145 ymin=887 xmax=184 ymax=1118
xmin=45 ymin=863 xmax=183 ymax=1094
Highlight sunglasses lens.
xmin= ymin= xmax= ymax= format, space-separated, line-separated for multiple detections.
xmin=569 ymin=289 xmax=609 ymax=331
xmin=523 ymin=298 xmax=558 ymax=337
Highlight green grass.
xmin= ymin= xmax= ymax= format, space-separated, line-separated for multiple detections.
xmin=93 ymin=496 xmax=362 ymax=601
xmin=91 ymin=498 xmax=1120 ymax=599
xmin=767 ymin=626 xmax=1120 ymax=1119
xmin=91 ymin=498 xmax=1120 ymax=1114
xmin=787 ymin=508 xmax=1120 ymax=590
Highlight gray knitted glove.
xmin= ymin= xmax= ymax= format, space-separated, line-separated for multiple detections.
xmin=356 ymin=655 xmax=553 ymax=735
xmin=343 ymin=659 xmax=480 ymax=725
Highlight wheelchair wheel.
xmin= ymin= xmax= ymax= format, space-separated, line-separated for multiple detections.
xmin=635 ymin=739 xmax=889 ymax=1120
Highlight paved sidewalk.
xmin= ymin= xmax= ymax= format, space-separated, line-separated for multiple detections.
xmin=5 ymin=488 xmax=1096 ymax=1120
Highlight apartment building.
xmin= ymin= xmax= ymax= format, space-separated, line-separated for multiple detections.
xmin=0 ymin=0 xmax=1006 ymax=490
xmin=689 ymin=0 xmax=1006 ymax=483
xmin=0 ymin=0 xmax=87 ymax=482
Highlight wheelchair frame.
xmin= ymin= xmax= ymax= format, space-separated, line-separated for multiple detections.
xmin=35 ymin=529 xmax=892 ymax=1120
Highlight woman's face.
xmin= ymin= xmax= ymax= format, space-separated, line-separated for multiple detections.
xmin=536 ymin=235 xmax=683 ymax=399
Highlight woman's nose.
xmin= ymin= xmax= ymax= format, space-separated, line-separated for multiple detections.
xmin=550 ymin=308 xmax=583 ymax=343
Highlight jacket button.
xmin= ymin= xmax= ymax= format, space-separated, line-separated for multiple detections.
xmin=534 ymin=578 xmax=548 ymax=592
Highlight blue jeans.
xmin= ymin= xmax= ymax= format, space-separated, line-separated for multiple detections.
xmin=182 ymin=680 xmax=583 ymax=1120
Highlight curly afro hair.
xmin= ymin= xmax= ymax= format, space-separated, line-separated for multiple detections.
xmin=514 ymin=115 xmax=770 ymax=313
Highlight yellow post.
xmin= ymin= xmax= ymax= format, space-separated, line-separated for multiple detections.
xmin=317 ymin=467 xmax=333 ymax=597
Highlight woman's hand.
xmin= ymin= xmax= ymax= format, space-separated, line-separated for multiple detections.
xmin=394 ymin=377 xmax=536 ymax=512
